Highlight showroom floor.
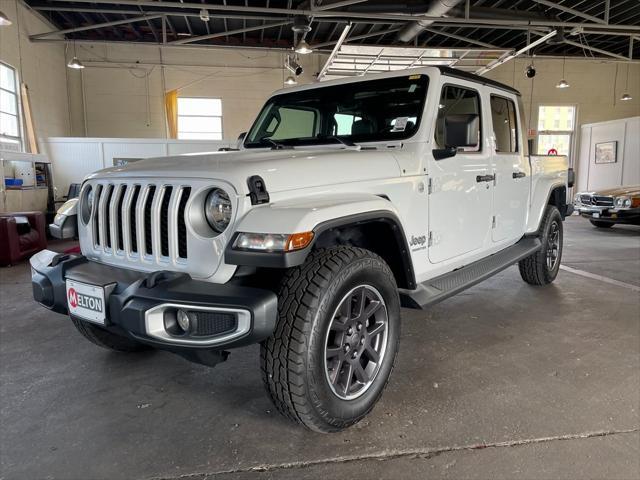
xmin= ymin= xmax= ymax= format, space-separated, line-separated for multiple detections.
xmin=1 ymin=217 xmax=638 ymax=480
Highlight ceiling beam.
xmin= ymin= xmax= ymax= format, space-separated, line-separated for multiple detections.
xmin=531 ymin=0 xmax=607 ymax=25
xmin=170 ymin=20 xmax=292 ymax=45
xmin=313 ymin=26 xmax=403 ymax=48
xmin=39 ymin=0 xmax=640 ymax=31
xmin=313 ymin=0 xmax=368 ymax=11
xmin=29 ymin=13 xmax=164 ymax=39
xmin=530 ymin=30 xmax=629 ymax=60
xmin=420 ymin=27 xmax=497 ymax=48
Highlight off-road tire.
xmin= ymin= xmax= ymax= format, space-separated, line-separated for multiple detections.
xmin=519 ymin=205 xmax=563 ymax=286
xmin=260 ymin=246 xmax=401 ymax=433
xmin=590 ymin=220 xmax=614 ymax=228
xmin=71 ymin=317 xmax=150 ymax=352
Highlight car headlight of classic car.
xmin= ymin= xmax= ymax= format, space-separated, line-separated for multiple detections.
xmin=614 ymin=196 xmax=632 ymax=209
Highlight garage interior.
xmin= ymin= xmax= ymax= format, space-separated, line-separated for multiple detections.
xmin=1 ymin=1 xmax=639 ymax=479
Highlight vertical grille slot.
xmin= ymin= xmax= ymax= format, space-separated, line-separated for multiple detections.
xmin=115 ymin=185 xmax=126 ymax=251
xmin=92 ymin=184 xmax=103 ymax=247
xmin=103 ymin=185 xmax=114 ymax=249
xmin=129 ymin=185 xmax=140 ymax=253
xmin=178 ymin=187 xmax=191 ymax=259
xmin=160 ymin=186 xmax=173 ymax=257
xmin=144 ymin=185 xmax=156 ymax=255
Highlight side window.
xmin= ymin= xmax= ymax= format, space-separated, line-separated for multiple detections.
xmin=435 ymin=85 xmax=481 ymax=152
xmin=269 ymin=107 xmax=318 ymax=140
xmin=490 ymin=95 xmax=518 ymax=153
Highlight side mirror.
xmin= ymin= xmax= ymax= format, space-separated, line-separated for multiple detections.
xmin=236 ymin=132 xmax=247 ymax=149
xmin=432 ymin=146 xmax=457 ymax=160
xmin=444 ymin=114 xmax=479 ymax=148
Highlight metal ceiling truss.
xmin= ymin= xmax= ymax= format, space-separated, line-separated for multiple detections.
xmin=23 ymin=0 xmax=640 ymax=63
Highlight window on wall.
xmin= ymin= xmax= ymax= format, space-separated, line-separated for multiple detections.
xmin=537 ymin=105 xmax=576 ymax=157
xmin=490 ymin=95 xmax=518 ymax=153
xmin=0 ymin=63 xmax=21 ymax=147
xmin=177 ymin=97 xmax=223 ymax=140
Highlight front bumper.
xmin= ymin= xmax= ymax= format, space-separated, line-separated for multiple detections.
xmin=575 ymin=205 xmax=640 ymax=224
xmin=30 ymin=250 xmax=278 ymax=355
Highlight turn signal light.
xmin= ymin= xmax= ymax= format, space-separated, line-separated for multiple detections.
xmin=286 ymin=232 xmax=314 ymax=251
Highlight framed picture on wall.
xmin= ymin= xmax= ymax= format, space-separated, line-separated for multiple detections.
xmin=595 ymin=141 xmax=617 ymax=164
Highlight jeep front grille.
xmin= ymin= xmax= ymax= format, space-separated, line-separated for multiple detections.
xmin=90 ymin=182 xmax=191 ymax=262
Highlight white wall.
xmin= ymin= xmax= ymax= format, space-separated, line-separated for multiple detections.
xmin=486 ymin=57 xmax=640 ymax=190
xmin=0 ymin=0 xmax=81 ymax=146
xmin=74 ymin=43 xmax=327 ymax=140
xmin=577 ymin=117 xmax=640 ymax=191
xmin=41 ymin=137 xmax=233 ymax=198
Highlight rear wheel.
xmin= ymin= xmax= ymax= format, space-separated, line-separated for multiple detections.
xmin=261 ymin=246 xmax=401 ymax=433
xmin=71 ymin=317 xmax=150 ymax=352
xmin=590 ymin=220 xmax=614 ymax=228
xmin=519 ymin=205 xmax=563 ymax=286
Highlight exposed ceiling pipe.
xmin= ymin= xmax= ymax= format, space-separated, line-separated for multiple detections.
xmin=396 ymin=0 xmax=465 ymax=43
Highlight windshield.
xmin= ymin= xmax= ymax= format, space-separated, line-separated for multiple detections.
xmin=244 ymin=74 xmax=429 ymax=148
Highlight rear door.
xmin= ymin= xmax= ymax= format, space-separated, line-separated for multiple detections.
xmin=488 ymin=93 xmax=530 ymax=243
xmin=428 ymin=83 xmax=493 ymax=264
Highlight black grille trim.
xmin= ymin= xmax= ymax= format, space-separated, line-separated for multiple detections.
xmin=178 ymin=187 xmax=191 ymax=259
xmin=144 ymin=186 xmax=156 ymax=255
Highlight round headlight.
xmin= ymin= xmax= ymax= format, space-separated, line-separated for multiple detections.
xmin=623 ymin=199 xmax=632 ymax=208
xmin=615 ymin=197 xmax=623 ymax=207
xmin=204 ymin=188 xmax=232 ymax=233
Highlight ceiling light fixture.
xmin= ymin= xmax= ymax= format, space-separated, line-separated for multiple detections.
xmin=0 ymin=10 xmax=12 ymax=26
xmin=67 ymin=42 xmax=85 ymax=69
xmin=556 ymin=55 xmax=570 ymax=89
xmin=295 ymin=39 xmax=313 ymax=55
xmin=285 ymin=75 xmax=297 ymax=85
xmin=199 ymin=9 xmax=210 ymax=22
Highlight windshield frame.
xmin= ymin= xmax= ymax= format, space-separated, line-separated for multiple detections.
xmin=243 ymin=74 xmax=430 ymax=149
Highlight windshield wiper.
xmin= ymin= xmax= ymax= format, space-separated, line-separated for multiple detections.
xmin=323 ymin=136 xmax=361 ymax=150
xmin=260 ymin=137 xmax=293 ymax=150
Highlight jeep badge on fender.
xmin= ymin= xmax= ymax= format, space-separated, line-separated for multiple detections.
xmin=30 ymin=67 xmax=571 ymax=433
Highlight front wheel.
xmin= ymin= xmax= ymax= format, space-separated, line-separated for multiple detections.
xmin=519 ymin=205 xmax=563 ymax=286
xmin=261 ymin=247 xmax=401 ymax=433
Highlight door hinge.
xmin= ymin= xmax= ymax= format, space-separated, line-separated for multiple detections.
xmin=428 ymin=231 xmax=433 ymax=247
xmin=427 ymin=177 xmax=433 ymax=195
xmin=492 ymin=216 xmax=496 ymax=228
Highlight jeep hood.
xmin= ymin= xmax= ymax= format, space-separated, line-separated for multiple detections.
xmin=87 ymin=149 xmax=402 ymax=195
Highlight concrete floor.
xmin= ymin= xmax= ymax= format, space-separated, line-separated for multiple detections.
xmin=1 ymin=216 xmax=638 ymax=480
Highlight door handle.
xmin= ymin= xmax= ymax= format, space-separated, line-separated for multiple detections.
xmin=476 ymin=174 xmax=495 ymax=183
xmin=512 ymin=171 xmax=527 ymax=179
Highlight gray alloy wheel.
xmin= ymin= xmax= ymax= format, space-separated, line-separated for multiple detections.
xmin=324 ymin=285 xmax=389 ymax=400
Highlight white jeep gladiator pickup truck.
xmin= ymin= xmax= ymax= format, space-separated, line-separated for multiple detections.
xmin=31 ymin=66 xmax=573 ymax=432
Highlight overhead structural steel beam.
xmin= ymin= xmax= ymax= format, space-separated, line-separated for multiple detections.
xmin=313 ymin=26 xmax=403 ymax=48
xmin=170 ymin=20 xmax=291 ymax=45
xmin=29 ymin=13 xmax=164 ymax=39
xmin=318 ymin=23 xmax=351 ymax=80
xmin=531 ymin=0 xmax=607 ymax=25
xmin=420 ymin=27 xmax=497 ymax=48
xmin=41 ymin=0 xmax=640 ymax=32
xmin=530 ymin=30 xmax=629 ymax=60
xmin=476 ymin=30 xmax=557 ymax=74
xmin=313 ymin=0 xmax=369 ymax=11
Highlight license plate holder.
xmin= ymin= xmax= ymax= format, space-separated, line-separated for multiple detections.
xmin=66 ymin=279 xmax=107 ymax=325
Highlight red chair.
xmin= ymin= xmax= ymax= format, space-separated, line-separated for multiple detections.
xmin=0 ymin=212 xmax=47 ymax=266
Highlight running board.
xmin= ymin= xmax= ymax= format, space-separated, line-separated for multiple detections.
xmin=399 ymin=237 xmax=542 ymax=309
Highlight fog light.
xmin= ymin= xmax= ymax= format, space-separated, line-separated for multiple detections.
xmin=176 ymin=309 xmax=191 ymax=332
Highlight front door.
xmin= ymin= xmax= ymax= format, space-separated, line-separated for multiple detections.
xmin=488 ymin=94 xmax=530 ymax=243
xmin=428 ymin=84 xmax=493 ymax=264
